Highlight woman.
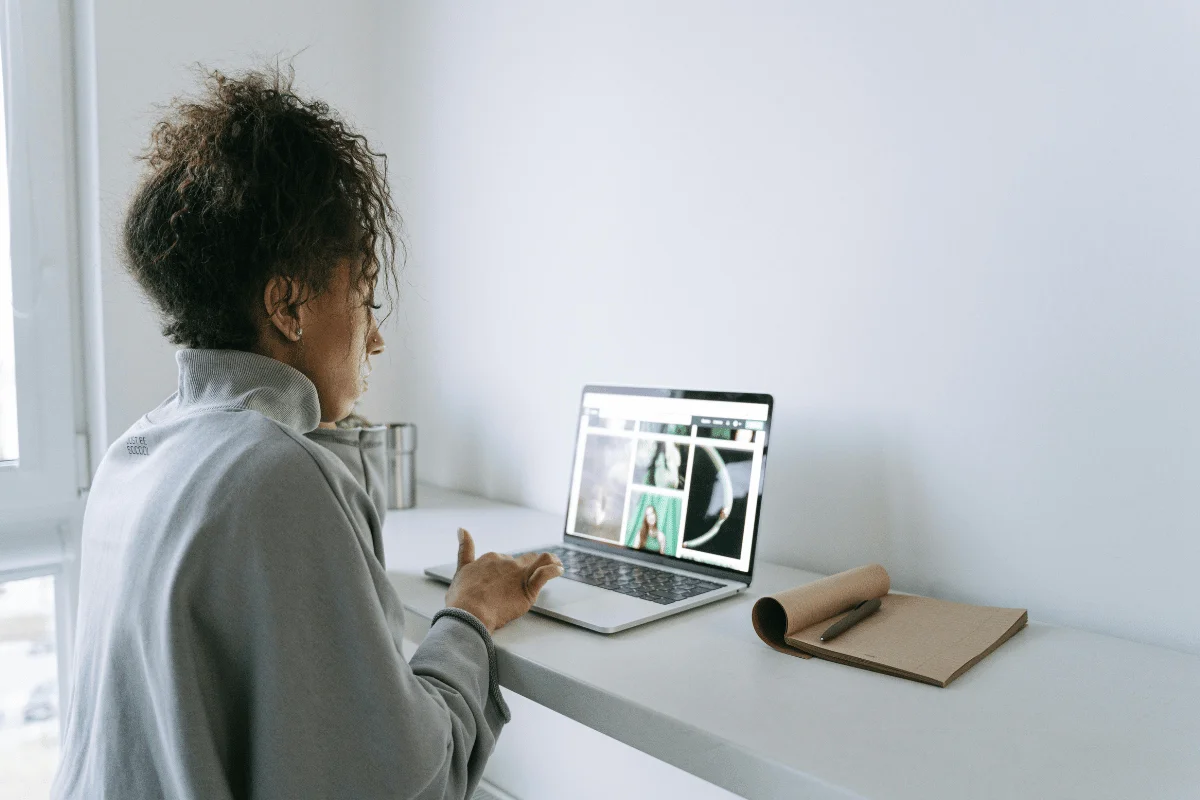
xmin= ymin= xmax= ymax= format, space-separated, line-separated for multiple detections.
xmin=633 ymin=504 xmax=667 ymax=553
xmin=53 ymin=67 xmax=561 ymax=800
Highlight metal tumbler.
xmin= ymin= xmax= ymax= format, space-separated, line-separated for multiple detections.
xmin=386 ymin=423 xmax=417 ymax=509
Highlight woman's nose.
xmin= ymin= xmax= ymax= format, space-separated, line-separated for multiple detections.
xmin=368 ymin=318 xmax=386 ymax=355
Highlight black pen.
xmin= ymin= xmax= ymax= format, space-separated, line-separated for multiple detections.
xmin=820 ymin=597 xmax=882 ymax=642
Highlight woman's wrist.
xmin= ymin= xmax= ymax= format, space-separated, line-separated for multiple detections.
xmin=446 ymin=600 xmax=498 ymax=633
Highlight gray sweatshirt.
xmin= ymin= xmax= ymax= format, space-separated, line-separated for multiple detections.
xmin=53 ymin=349 xmax=508 ymax=800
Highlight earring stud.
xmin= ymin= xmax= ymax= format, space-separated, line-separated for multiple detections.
xmin=295 ymin=328 xmax=303 ymax=341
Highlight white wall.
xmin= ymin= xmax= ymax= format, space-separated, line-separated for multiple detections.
xmin=373 ymin=1 xmax=1200 ymax=656
xmin=91 ymin=0 xmax=384 ymax=442
xmin=84 ymin=3 xmax=1200 ymax=798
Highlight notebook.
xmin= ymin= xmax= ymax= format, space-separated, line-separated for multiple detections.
xmin=751 ymin=564 xmax=1027 ymax=687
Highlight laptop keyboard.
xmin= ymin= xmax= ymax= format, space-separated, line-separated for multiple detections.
xmin=520 ymin=546 xmax=725 ymax=605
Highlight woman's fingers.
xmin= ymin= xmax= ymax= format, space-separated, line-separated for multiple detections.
xmin=524 ymin=558 xmax=565 ymax=599
xmin=523 ymin=554 xmax=564 ymax=597
xmin=456 ymin=528 xmax=476 ymax=571
xmin=515 ymin=550 xmax=561 ymax=568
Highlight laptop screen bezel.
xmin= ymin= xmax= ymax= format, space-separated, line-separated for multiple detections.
xmin=562 ymin=384 xmax=774 ymax=585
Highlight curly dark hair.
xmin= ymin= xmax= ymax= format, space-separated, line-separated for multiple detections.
xmin=123 ymin=63 xmax=401 ymax=350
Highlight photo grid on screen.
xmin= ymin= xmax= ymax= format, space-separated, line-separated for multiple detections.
xmin=565 ymin=397 xmax=766 ymax=573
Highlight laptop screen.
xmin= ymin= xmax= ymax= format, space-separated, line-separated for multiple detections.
xmin=564 ymin=386 xmax=773 ymax=577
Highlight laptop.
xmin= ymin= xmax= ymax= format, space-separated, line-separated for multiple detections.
xmin=425 ymin=385 xmax=774 ymax=633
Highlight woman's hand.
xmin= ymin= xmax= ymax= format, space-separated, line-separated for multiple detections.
xmin=445 ymin=529 xmax=563 ymax=633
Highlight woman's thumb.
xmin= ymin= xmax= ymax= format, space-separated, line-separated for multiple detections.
xmin=456 ymin=528 xmax=476 ymax=570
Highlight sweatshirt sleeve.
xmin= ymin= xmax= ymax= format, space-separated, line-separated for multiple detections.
xmin=201 ymin=435 xmax=507 ymax=800
xmin=303 ymin=425 xmax=390 ymax=561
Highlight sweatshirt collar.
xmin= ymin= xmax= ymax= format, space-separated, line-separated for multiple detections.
xmin=174 ymin=349 xmax=322 ymax=433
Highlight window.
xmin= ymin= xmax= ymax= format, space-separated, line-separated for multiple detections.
xmin=0 ymin=0 xmax=92 ymax=793
xmin=0 ymin=0 xmax=83 ymax=516
xmin=0 ymin=574 xmax=60 ymax=799
xmin=0 ymin=59 xmax=14 ymax=463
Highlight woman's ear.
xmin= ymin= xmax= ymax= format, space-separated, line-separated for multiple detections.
xmin=263 ymin=276 xmax=305 ymax=342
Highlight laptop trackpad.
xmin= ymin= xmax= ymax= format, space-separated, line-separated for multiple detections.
xmin=535 ymin=578 xmax=608 ymax=609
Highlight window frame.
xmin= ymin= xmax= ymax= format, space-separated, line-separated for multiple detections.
xmin=0 ymin=0 xmax=86 ymax=520
xmin=0 ymin=0 xmax=94 ymax=756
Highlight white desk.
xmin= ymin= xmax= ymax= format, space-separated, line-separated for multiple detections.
xmin=385 ymin=486 xmax=1200 ymax=800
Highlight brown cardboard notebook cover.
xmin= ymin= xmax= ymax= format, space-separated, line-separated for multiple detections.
xmin=751 ymin=565 xmax=1027 ymax=687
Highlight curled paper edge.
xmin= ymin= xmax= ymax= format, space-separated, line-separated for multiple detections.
xmin=751 ymin=564 xmax=891 ymax=658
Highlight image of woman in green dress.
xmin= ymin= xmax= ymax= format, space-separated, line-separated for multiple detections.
xmin=633 ymin=504 xmax=666 ymax=553
xmin=624 ymin=492 xmax=682 ymax=555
